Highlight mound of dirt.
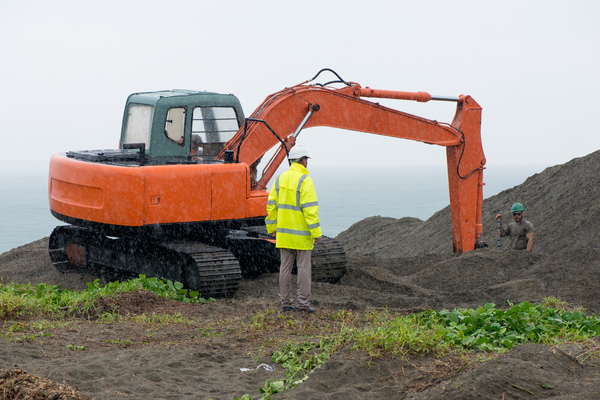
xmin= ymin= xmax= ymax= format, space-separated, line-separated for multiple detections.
xmin=408 ymin=341 xmax=600 ymax=400
xmin=283 ymin=341 xmax=600 ymax=400
xmin=338 ymin=149 xmax=600 ymax=257
xmin=0 ymin=237 xmax=95 ymax=290
xmin=336 ymin=149 xmax=600 ymax=312
xmin=1 ymin=149 xmax=600 ymax=399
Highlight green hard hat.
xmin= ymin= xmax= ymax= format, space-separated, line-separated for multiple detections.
xmin=511 ymin=202 xmax=524 ymax=212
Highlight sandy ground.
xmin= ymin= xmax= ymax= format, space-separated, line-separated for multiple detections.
xmin=1 ymin=149 xmax=600 ymax=399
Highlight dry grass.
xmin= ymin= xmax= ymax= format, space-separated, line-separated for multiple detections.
xmin=0 ymin=369 xmax=91 ymax=400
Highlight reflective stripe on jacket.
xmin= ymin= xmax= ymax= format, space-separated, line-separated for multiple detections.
xmin=265 ymin=162 xmax=321 ymax=250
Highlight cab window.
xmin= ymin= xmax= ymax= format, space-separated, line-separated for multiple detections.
xmin=123 ymin=104 xmax=154 ymax=150
xmin=192 ymin=107 xmax=239 ymax=157
xmin=164 ymin=107 xmax=186 ymax=146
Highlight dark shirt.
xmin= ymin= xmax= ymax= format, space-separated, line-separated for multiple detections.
xmin=504 ymin=220 xmax=534 ymax=250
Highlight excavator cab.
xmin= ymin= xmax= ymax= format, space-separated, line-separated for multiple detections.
xmin=120 ymin=90 xmax=245 ymax=163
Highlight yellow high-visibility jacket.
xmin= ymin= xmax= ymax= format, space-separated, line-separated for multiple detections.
xmin=265 ymin=162 xmax=322 ymax=250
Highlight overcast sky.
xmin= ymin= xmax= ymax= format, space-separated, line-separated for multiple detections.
xmin=2 ymin=1 xmax=599 ymax=173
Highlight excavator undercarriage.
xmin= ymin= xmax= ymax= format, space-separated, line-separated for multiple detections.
xmin=49 ymin=224 xmax=346 ymax=298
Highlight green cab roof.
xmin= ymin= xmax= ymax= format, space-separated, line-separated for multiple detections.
xmin=126 ymin=89 xmax=238 ymax=107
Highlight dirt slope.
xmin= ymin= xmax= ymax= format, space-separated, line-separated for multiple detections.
xmin=338 ymin=149 xmax=600 ymax=256
xmin=335 ymin=149 xmax=600 ymax=312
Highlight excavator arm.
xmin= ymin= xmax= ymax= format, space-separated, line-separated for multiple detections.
xmin=219 ymin=73 xmax=486 ymax=253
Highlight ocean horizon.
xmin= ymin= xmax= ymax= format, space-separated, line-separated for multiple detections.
xmin=0 ymin=160 xmax=544 ymax=255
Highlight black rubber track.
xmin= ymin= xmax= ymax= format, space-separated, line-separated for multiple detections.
xmin=49 ymin=226 xmax=241 ymax=298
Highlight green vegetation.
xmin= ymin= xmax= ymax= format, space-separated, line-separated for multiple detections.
xmin=239 ymin=302 xmax=600 ymax=399
xmin=423 ymin=301 xmax=600 ymax=352
xmin=350 ymin=311 xmax=450 ymax=356
xmin=0 ymin=275 xmax=212 ymax=342
xmin=0 ymin=275 xmax=211 ymax=319
xmin=66 ymin=344 xmax=86 ymax=351
xmin=2 ymin=278 xmax=600 ymax=400
xmin=83 ymin=275 xmax=214 ymax=305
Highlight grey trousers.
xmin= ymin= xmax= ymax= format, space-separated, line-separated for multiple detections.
xmin=279 ymin=248 xmax=312 ymax=308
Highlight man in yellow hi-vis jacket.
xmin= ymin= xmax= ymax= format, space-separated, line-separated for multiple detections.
xmin=266 ymin=145 xmax=322 ymax=313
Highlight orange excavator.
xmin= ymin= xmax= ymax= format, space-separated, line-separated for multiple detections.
xmin=48 ymin=69 xmax=486 ymax=297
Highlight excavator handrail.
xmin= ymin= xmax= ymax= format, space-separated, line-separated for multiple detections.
xmin=237 ymin=118 xmax=289 ymax=163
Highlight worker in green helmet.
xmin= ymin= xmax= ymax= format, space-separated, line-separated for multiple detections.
xmin=495 ymin=203 xmax=534 ymax=251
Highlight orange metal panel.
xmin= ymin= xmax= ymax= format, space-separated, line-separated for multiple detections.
xmin=247 ymin=190 xmax=269 ymax=218
xmin=50 ymin=179 xmax=104 ymax=209
xmin=143 ymin=164 xmax=211 ymax=225
xmin=49 ymin=154 xmax=145 ymax=226
xmin=122 ymin=163 xmax=251 ymax=225
xmin=49 ymin=154 xmax=258 ymax=227
xmin=209 ymin=164 xmax=248 ymax=221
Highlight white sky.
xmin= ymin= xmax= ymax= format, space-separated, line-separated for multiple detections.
xmin=1 ymin=0 xmax=599 ymax=171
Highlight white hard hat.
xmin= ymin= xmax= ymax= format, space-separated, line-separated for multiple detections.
xmin=288 ymin=145 xmax=310 ymax=160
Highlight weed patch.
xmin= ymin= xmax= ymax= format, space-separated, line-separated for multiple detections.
xmin=423 ymin=300 xmax=600 ymax=352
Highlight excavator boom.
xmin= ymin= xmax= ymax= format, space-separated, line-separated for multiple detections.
xmin=220 ymin=77 xmax=486 ymax=252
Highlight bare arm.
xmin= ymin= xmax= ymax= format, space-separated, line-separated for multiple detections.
xmin=526 ymin=232 xmax=534 ymax=251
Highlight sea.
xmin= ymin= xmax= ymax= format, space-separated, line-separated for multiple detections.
xmin=0 ymin=160 xmax=545 ymax=255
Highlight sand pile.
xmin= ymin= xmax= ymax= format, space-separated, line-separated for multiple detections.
xmin=339 ymin=149 xmax=600 ymax=256
xmin=334 ymin=149 xmax=600 ymax=312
